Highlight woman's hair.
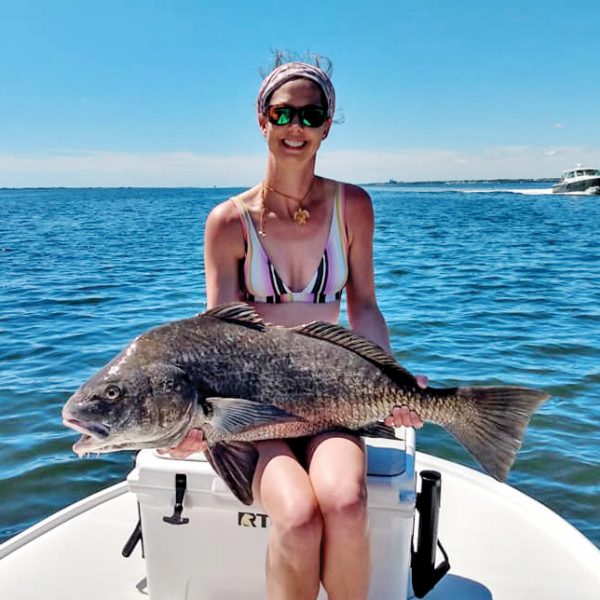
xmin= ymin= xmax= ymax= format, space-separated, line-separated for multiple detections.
xmin=262 ymin=50 xmax=333 ymax=79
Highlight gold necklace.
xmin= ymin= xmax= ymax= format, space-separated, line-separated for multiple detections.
xmin=259 ymin=181 xmax=313 ymax=237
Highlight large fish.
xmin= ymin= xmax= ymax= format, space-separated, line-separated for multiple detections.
xmin=62 ymin=303 xmax=548 ymax=504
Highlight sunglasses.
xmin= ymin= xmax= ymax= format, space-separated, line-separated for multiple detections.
xmin=266 ymin=104 xmax=328 ymax=128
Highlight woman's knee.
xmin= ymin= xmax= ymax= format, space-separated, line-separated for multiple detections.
xmin=318 ymin=479 xmax=368 ymax=525
xmin=306 ymin=433 xmax=369 ymax=526
xmin=270 ymin=492 xmax=323 ymax=543
xmin=253 ymin=440 xmax=323 ymax=543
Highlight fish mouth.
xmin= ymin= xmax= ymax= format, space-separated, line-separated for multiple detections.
xmin=63 ymin=417 xmax=111 ymax=456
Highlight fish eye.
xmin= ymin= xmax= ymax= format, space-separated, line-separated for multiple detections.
xmin=105 ymin=384 xmax=122 ymax=400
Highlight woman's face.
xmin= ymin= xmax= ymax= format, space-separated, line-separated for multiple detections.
xmin=258 ymin=78 xmax=331 ymax=161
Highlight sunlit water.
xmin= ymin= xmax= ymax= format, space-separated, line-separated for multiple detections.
xmin=1 ymin=183 xmax=598 ymax=547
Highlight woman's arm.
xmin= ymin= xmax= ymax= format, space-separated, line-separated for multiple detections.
xmin=161 ymin=199 xmax=245 ymax=457
xmin=344 ymin=185 xmax=424 ymax=429
xmin=204 ymin=201 xmax=246 ymax=308
xmin=344 ymin=187 xmax=391 ymax=351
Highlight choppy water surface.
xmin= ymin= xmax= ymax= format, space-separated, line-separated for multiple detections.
xmin=1 ymin=184 xmax=598 ymax=547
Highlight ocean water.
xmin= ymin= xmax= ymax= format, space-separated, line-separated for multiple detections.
xmin=1 ymin=183 xmax=599 ymax=548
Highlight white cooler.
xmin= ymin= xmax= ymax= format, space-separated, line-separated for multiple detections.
xmin=127 ymin=432 xmax=417 ymax=600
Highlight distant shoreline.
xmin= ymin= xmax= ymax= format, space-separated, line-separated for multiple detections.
xmin=364 ymin=178 xmax=557 ymax=186
xmin=0 ymin=178 xmax=558 ymax=191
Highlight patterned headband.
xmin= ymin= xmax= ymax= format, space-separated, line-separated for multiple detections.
xmin=256 ymin=62 xmax=336 ymax=119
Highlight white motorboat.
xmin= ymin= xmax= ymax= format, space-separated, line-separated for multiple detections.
xmin=1 ymin=432 xmax=599 ymax=600
xmin=552 ymin=166 xmax=600 ymax=194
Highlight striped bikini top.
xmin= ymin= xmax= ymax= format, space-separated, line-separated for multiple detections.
xmin=232 ymin=183 xmax=349 ymax=304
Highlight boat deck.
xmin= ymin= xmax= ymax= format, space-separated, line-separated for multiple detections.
xmin=0 ymin=484 xmax=145 ymax=599
xmin=1 ymin=453 xmax=599 ymax=599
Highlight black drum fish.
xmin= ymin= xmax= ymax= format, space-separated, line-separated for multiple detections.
xmin=62 ymin=303 xmax=548 ymax=504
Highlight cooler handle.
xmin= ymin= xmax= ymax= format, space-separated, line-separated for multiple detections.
xmin=163 ymin=473 xmax=190 ymax=525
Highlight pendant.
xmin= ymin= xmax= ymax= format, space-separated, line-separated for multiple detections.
xmin=293 ymin=208 xmax=310 ymax=225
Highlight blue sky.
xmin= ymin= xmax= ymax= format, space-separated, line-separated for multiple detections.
xmin=1 ymin=0 xmax=599 ymax=186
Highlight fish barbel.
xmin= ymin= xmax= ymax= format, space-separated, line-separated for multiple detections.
xmin=62 ymin=303 xmax=548 ymax=504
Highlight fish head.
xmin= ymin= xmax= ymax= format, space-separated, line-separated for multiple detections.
xmin=62 ymin=338 xmax=198 ymax=455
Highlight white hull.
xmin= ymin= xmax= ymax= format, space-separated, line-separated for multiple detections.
xmin=1 ymin=451 xmax=599 ymax=599
xmin=552 ymin=166 xmax=600 ymax=194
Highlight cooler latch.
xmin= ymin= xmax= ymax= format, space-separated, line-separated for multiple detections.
xmin=163 ymin=473 xmax=190 ymax=525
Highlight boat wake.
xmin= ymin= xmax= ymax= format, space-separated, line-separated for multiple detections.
xmin=505 ymin=188 xmax=554 ymax=195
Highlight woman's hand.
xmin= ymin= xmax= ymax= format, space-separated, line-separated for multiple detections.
xmin=157 ymin=428 xmax=207 ymax=459
xmin=383 ymin=374 xmax=428 ymax=429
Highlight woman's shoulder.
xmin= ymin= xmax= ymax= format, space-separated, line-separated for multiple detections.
xmin=322 ymin=179 xmax=374 ymax=239
xmin=207 ymin=187 xmax=260 ymax=228
xmin=325 ymin=179 xmax=373 ymax=223
xmin=324 ymin=178 xmax=372 ymax=206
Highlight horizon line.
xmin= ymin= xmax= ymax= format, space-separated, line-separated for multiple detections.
xmin=0 ymin=177 xmax=560 ymax=191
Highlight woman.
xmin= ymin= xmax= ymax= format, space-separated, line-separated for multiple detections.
xmin=169 ymin=58 xmax=424 ymax=600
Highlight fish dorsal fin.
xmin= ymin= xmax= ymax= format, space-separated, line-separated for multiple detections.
xmin=202 ymin=302 xmax=266 ymax=332
xmin=292 ymin=321 xmax=417 ymax=386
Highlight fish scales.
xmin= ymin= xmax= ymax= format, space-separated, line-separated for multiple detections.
xmin=181 ymin=321 xmax=400 ymax=427
xmin=62 ymin=302 xmax=548 ymax=505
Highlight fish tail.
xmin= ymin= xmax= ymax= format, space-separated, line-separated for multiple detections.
xmin=441 ymin=386 xmax=548 ymax=481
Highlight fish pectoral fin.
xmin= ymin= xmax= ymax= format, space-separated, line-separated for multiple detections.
xmin=206 ymin=397 xmax=304 ymax=436
xmin=353 ymin=422 xmax=399 ymax=440
xmin=205 ymin=441 xmax=259 ymax=505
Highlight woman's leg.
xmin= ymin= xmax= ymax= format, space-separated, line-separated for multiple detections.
xmin=253 ymin=439 xmax=323 ymax=600
xmin=306 ymin=432 xmax=370 ymax=600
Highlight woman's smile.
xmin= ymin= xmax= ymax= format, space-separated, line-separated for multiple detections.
xmin=282 ymin=138 xmax=307 ymax=149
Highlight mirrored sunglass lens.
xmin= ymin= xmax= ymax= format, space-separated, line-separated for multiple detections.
xmin=270 ymin=107 xmax=292 ymax=125
xmin=301 ymin=107 xmax=326 ymax=127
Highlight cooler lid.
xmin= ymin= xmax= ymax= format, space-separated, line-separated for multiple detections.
xmin=366 ymin=444 xmax=407 ymax=477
